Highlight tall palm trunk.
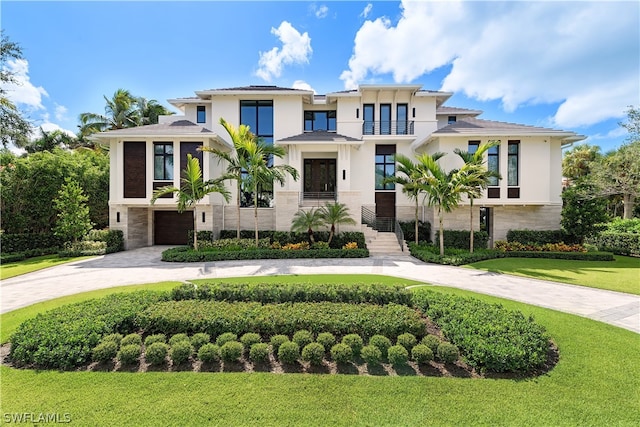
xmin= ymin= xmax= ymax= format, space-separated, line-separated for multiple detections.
xmin=438 ymin=208 xmax=445 ymax=256
xmin=193 ymin=207 xmax=199 ymax=251
xmin=414 ymin=197 xmax=419 ymax=244
xmin=236 ymin=180 xmax=241 ymax=240
xmin=253 ymin=174 xmax=259 ymax=246
xmin=469 ymin=197 xmax=474 ymax=253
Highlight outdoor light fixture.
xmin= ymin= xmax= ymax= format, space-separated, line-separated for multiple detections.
xmin=116 ymin=212 xmax=120 ymax=223
xmin=202 ymin=212 xmax=206 ymax=223
xmin=343 ymin=169 xmax=346 ymax=180
xmin=356 ymin=108 xmax=359 ymax=118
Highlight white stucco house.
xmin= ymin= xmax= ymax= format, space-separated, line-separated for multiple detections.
xmin=92 ymin=84 xmax=585 ymax=249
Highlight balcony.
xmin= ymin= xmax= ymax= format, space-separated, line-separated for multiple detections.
xmin=362 ymin=120 xmax=414 ymax=136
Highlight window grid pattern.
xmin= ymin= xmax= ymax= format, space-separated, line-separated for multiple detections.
xmin=154 ymin=142 xmax=174 ymax=181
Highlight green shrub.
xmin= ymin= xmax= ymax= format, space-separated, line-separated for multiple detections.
xmin=398 ymin=220 xmax=431 ymax=244
xmin=9 ymin=291 xmax=166 ymax=370
xmin=316 ymin=332 xmax=336 ymax=349
xmin=85 ymin=229 xmax=124 ymax=253
xmin=411 ymin=344 xmax=434 ymax=364
xmin=121 ymin=333 xmax=142 ymax=347
xmin=0 ymin=232 xmax=63 ymax=253
xmin=144 ymin=334 xmax=166 ymax=347
xmin=396 ymin=333 xmax=417 ymax=351
xmin=360 ymin=345 xmax=382 ymax=365
xmin=435 ymin=230 xmax=489 ymax=250
xmin=58 ymin=240 xmax=107 ymax=257
xmin=369 ymin=335 xmax=392 ymax=358
xmin=240 ymin=332 xmax=262 ymax=349
xmin=277 ymin=341 xmax=300 ymax=364
xmin=269 ymin=335 xmax=290 ymax=353
xmin=92 ymin=340 xmax=118 ymax=363
xmin=387 ymin=345 xmax=409 ymax=366
xmin=170 ymin=340 xmax=193 ymax=365
xmin=190 ymin=333 xmax=211 ymax=351
xmin=215 ymin=332 xmax=238 ymax=347
xmin=197 ymin=343 xmax=220 ymax=363
xmin=219 ymin=341 xmax=243 ymax=363
xmin=168 ymin=333 xmax=190 ymax=347
xmin=249 ymin=343 xmax=270 ymax=363
xmin=421 ymin=335 xmax=441 ymax=354
xmin=292 ymin=330 xmax=314 ymax=348
xmin=437 ymin=342 xmax=459 ymax=364
xmin=187 ymin=230 xmax=214 ymax=247
xmin=313 ymin=241 xmax=330 ymax=249
xmin=145 ymin=342 xmax=168 ymax=366
xmin=301 ymin=342 xmax=325 ymax=366
xmin=507 ymin=229 xmax=573 ymax=245
xmin=330 ymin=343 xmax=352 ymax=363
xmin=342 ymin=334 xmax=364 ymax=356
xmin=102 ymin=333 xmax=123 ymax=347
xmin=603 ymin=218 xmax=640 ymax=233
xmin=218 ymin=230 xmax=367 ymax=250
xmin=197 ymin=238 xmax=271 ymax=251
xmin=170 ymin=281 xmax=412 ymax=306
xmin=161 ymin=246 xmax=369 ymax=262
xmin=117 ymin=344 xmax=141 ymax=365
xmin=594 ymin=231 xmax=640 ymax=256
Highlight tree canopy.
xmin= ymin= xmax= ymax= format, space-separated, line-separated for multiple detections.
xmin=0 ymin=31 xmax=32 ymax=148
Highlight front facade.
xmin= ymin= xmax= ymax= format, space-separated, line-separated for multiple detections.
xmin=94 ymin=84 xmax=584 ymax=249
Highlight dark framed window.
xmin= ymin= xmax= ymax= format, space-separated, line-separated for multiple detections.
xmin=397 ymin=104 xmax=408 ymax=135
xmin=375 ymin=145 xmax=396 ymax=190
xmin=196 ymin=106 xmax=206 ymax=124
xmin=240 ymin=100 xmax=274 ymax=207
xmin=508 ymin=140 xmax=519 ymax=187
xmin=154 ymin=142 xmax=174 ymax=180
xmin=380 ymin=104 xmax=391 ymax=135
xmin=468 ymin=140 xmax=480 ymax=155
xmin=448 ymin=115 xmax=457 ymax=124
xmin=363 ymin=104 xmax=374 ymax=135
xmin=304 ymin=111 xmax=336 ymax=132
xmin=487 ymin=142 xmax=500 ymax=186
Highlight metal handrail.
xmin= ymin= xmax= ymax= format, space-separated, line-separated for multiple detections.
xmin=362 ymin=120 xmax=414 ymax=136
xmin=361 ymin=206 xmax=377 ymax=229
xmin=300 ymin=191 xmax=337 ymax=206
xmin=394 ymin=219 xmax=405 ymax=251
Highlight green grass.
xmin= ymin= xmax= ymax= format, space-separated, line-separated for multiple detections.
xmin=466 ymin=255 xmax=640 ymax=295
xmin=1 ymin=275 xmax=639 ymax=426
xmin=0 ymin=254 xmax=93 ymax=280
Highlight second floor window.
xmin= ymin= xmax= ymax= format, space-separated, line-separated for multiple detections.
xmin=240 ymin=100 xmax=274 ymax=207
xmin=487 ymin=143 xmax=500 ymax=186
xmin=197 ymin=106 xmax=206 ymax=123
xmin=508 ymin=141 xmax=520 ymax=186
xmin=304 ymin=111 xmax=336 ymax=131
xmin=154 ymin=142 xmax=174 ymax=180
xmin=363 ymin=104 xmax=374 ymax=135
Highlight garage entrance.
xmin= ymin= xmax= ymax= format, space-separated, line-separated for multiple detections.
xmin=153 ymin=211 xmax=193 ymax=245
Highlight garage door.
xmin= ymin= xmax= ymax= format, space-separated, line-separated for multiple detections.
xmin=154 ymin=211 xmax=194 ymax=245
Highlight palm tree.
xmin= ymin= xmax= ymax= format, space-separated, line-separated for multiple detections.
xmin=454 ymin=140 xmax=500 ymax=253
xmin=151 ymin=154 xmax=230 ymax=250
xmin=415 ymin=153 xmax=469 ymax=256
xmin=291 ymin=208 xmax=325 ymax=244
xmin=25 ymin=127 xmax=76 ymax=153
xmin=78 ymin=89 xmax=139 ymax=137
xmin=136 ymin=97 xmax=173 ymax=125
xmin=242 ymin=137 xmax=298 ymax=245
xmin=383 ymin=153 xmax=444 ymax=244
xmin=319 ymin=202 xmax=356 ymax=245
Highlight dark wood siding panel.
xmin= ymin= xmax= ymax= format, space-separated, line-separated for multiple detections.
xmin=487 ymin=187 xmax=501 ymax=199
xmin=124 ymin=141 xmax=146 ymax=198
xmin=375 ymin=192 xmax=396 ymax=219
xmin=180 ymin=142 xmax=203 ymax=176
xmin=154 ymin=211 xmax=194 ymax=245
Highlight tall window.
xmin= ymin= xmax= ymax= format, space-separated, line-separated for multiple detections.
xmin=196 ymin=106 xmax=206 ymax=124
xmin=240 ymin=100 xmax=274 ymax=207
xmin=154 ymin=143 xmax=173 ymax=180
xmin=487 ymin=142 xmax=500 ymax=186
xmin=363 ymin=104 xmax=374 ymax=135
xmin=397 ymin=104 xmax=408 ymax=135
xmin=380 ymin=104 xmax=391 ymax=135
xmin=304 ymin=111 xmax=336 ymax=131
xmin=468 ymin=140 xmax=480 ymax=155
xmin=508 ymin=140 xmax=519 ymax=186
xmin=375 ymin=145 xmax=396 ymax=190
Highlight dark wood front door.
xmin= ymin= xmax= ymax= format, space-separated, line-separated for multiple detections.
xmin=304 ymin=159 xmax=336 ymax=196
xmin=154 ymin=211 xmax=194 ymax=245
xmin=375 ymin=192 xmax=396 ymax=219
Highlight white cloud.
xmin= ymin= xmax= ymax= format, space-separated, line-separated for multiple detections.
xmin=256 ymin=21 xmax=312 ymax=82
xmin=54 ymin=104 xmax=68 ymax=122
xmin=311 ymin=4 xmax=329 ymax=19
xmin=292 ymin=80 xmax=315 ymax=93
xmin=0 ymin=59 xmax=48 ymax=109
xmin=360 ymin=3 xmax=373 ymax=19
xmin=32 ymin=113 xmax=76 ymax=139
xmin=340 ymin=0 xmax=639 ymax=128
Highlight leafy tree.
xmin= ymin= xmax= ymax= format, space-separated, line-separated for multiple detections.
xmin=319 ymin=202 xmax=356 ymax=245
xmin=53 ymin=178 xmax=93 ymax=243
xmin=619 ymin=105 xmax=640 ymax=142
xmin=24 ymin=127 xmax=76 ymax=153
xmin=0 ymin=31 xmax=31 ymax=148
xmin=291 ymin=208 xmax=325 ymax=244
xmin=151 ymin=154 xmax=230 ymax=250
xmin=561 ymin=182 xmax=608 ymax=243
xmin=562 ymin=144 xmax=601 ymax=183
xmin=454 ymin=140 xmax=500 ymax=253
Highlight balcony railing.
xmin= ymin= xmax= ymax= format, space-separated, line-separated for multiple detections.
xmin=362 ymin=120 xmax=414 ymax=136
xmin=299 ymin=191 xmax=337 ymax=206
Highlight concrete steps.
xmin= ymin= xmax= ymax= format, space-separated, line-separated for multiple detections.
xmin=362 ymin=224 xmax=407 ymax=256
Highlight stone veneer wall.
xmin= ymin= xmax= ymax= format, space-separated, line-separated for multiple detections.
xmin=222 ymin=205 xmax=275 ymax=232
xmin=126 ymin=207 xmax=149 ymax=249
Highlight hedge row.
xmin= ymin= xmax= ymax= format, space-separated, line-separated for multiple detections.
xmin=434 ymin=230 xmax=489 ymax=250
xmin=161 ymin=246 xmax=369 ymax=262
xmin=0 ymin=247 xmax=61 ymax=263
xmin=170 ymin=281 xmax=413 ymax=306
xmin=218 ymin=230 xmax=366 ymax=249
xmin=506 ymin=229 xmax=577 ymax=245
xmin=10 ymin=291 xmax=168 ymax=369
xmin=135 ymin=301 xmax=426 ymax=339
xmin=0 ymin=232 xmax=63 ymax=253
xmin=413 ymin=291 xmax=549 ymax=373
xmin=398 ymin=220 xmax=431 ymax=244
xmin=593 ymin=232 xmax=640 ymax=256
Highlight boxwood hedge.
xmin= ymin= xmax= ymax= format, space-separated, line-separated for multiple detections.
xmin=161 ymin=246 xmax=369 ymax=262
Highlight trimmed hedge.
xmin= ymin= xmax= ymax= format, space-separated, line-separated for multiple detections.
xmin=218 ymin=230 xmax=366 ymax=250
xmin=135 ymin=301 xmax=426 ymax=340
xmin=161 ymin=246 xmax=369 ymax=262
xmin=507 ymin=229 xmax=574 ymax=245
xmin=414 ymin=291 xmax=549 ymax=373
xmin=435 ymin=230 xmax=489 ymax=250
xmin=170 ymin=281 xmax=413 ymax=306
xmin=398 ymin=220 xmax=431 ymax=244
xmin=9 ymin=291 xmax=167 ymax=370
xmin=0 ymin=232 xmax=63 ymax=253
xmin=85 ymin=229 xmax=125 ymax=253
xmin=594 ymin=232 xmax=640 ymax=256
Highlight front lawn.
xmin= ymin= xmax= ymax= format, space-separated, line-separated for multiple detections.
xmin=0 ymin=254 xmax=93 ymax=280
xmin=1 ymin=275 xmax=639 ymax=426
xmin=467 ymin=255 xmax=640 ymax=295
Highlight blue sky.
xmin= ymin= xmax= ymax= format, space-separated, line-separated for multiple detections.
xmin=2 ymin=0 xmax=638 ymax=153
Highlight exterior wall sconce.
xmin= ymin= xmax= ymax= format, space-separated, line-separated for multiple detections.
xmin=116 ymin=212 xmax=120 ymax=223
xmin=356 ymin=108 xmax=359 ymax=119
xmin=202 ymin=212 xmax=206 ymax=223
xmin=412 ymin=107 xmax=416 ymax=118
xmin=343 ymin=169 xmax=346 ymax=180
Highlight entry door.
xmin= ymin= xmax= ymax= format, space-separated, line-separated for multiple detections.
xmin=304 ymin=159 xmax=336 ymax=195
